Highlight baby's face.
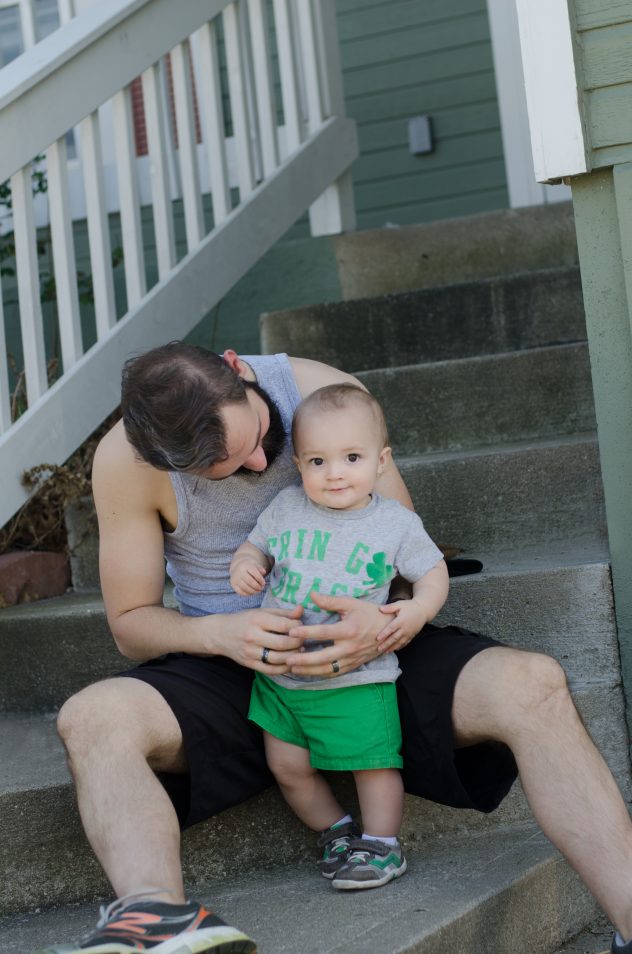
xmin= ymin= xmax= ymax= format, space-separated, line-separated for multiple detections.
xmin=293 ymin=406 xmax=390 ymax=511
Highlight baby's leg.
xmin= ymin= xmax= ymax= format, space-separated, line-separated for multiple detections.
xmin=331 ymin=769 xmax=406 ymax=890
xmin=353 ymin=768 xmax=404 ymax=837
xmin=263 ymin=731 xmax=344 ymax=831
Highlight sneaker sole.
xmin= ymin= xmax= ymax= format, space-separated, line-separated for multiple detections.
xmin=36 ymin=926 xmax=257 ymax=954
xmin=331 ymin=857 xmax=408 ymax=891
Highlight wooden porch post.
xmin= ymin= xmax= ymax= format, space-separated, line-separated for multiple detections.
xmin=572 ymin=167 xmax=632 ymax=721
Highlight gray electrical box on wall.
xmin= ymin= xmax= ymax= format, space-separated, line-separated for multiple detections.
xmin=408 ymin=115 xmax=433 ymax=155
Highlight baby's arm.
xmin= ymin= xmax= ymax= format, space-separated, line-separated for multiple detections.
xmin=377 ymin=561 xmax=449 ymax=651
xmin=230 ymin=541 xmax=273 ymax=596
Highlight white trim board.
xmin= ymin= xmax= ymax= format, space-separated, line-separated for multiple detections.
xmin=486 ymin=0 xmax=572 ymax=205
xmin=513 ymin=0 xmax=588 ymax=182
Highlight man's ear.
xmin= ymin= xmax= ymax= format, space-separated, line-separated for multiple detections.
xmin=377 ymin=446 xmax=392 ymax=475
xmin=222 ymin=349 xmax=248 ymax=378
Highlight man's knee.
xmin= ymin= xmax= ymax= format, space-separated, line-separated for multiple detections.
xmin=507 ymin=651 xmax=569 ymax=711
xmin=454 ymin=647 xmax=572 ymax=744
xmin=57 ymin=680 xmax=129 ymax=758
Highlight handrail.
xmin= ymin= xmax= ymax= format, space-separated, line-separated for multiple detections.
xmin=0 ymin=0 xmax=357 ymax=526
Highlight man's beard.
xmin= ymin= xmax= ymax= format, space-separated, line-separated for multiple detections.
xmin=237 ymin=379 xmax=287 ymax=475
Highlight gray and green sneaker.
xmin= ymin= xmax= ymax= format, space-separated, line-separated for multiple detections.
xmin=316 ymin=821 xmax=361 ymax=879
xmin=331 ymin=837 xmax=407 ymax=890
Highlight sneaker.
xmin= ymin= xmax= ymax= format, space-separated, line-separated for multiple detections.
xmin=34 ymin=898 xmax=256 ymax=953
xmin=608 ymin=936 xmax=632 ymax=954
xmin=316 ymin=820 xmax=361 ymax=879
xmin=331 ymin=837 xmax=407 ymax=890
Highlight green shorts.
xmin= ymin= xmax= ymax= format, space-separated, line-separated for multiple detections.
xmin=248 ymin=673 xmax=403 ymax=771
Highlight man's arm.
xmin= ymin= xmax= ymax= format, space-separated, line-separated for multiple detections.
xmin=93 ymin=422 xmax=302 ymax=668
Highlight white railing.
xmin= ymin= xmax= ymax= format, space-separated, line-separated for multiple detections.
xmin=0 ymin=0 xmax=357 ymax=525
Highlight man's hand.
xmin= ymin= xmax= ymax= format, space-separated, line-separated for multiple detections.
xmin=211 ymin=606 xmax=304 ymax=674
xmin=285 ymin=591 xmax=389 ymax=677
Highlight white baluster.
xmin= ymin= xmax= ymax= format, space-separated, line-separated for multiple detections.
xmin=247 ymin=0 xmax=279 ymax=177
xmin=11 ymin=165 xmax=48 ymax=405
xmin=223 ymin=1 xmax=256 ymax=199
xmin=0 ymin=277 xmax=12 ymax=431
xmin=272 ymin=0 xmax=302 ymax=155
xmin=47 ymin=136 xmax=83 ymax=370
xmin=18 ymin=0 xmax=37 ymax=49
xmin=295 ymin=0 xmax=322 ymax=133
xmin=79 ymin=111 xmax=116 ymax=338
xmin=112 ymin=86 xmax=146 ymax=309
xmin=57 ymin=0 xmax=75 ymax=24
xmin=142 ymin=62 xmax=176 ymax=278
xmin=307 ymin=0 xmax=356 ymax=236
xmin=171 ymin=41 xmax=205 ymax=251
xmin=192 ymin=20 xmax=231 ymax=226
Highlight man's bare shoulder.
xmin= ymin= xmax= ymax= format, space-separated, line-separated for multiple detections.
xmin=93 ymin=419 xmax=170 ymax=510
xmin=287 ymin=356 xmax=365 ymax=398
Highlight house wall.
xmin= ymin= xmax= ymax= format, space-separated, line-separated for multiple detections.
xmin=1 ymin=0 xmax=511 ymax=370
xmin=573 ymin=0 xmax=632 ymax=169
xmin=335 ymin=0 xmax=508 ymax=230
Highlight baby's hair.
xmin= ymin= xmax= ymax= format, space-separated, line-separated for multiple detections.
xmin=292 ymin=383 xmax=389 ymax=450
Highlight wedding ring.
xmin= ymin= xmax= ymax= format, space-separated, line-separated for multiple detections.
xmin=261 ymin=647 xmax=271 ymax=664
xmin=331 ymin=660 xmax=340 ymax=674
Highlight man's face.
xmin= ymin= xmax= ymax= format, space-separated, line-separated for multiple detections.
xmin=202 ymin=381 xmax=286 ymax=479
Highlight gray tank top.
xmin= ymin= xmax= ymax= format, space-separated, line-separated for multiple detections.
xmin=164 ymin=353 xmax=302 ymax=616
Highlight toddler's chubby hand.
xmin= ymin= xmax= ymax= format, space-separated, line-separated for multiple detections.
xmin=230 ymin=561 xmax=268 ymax=596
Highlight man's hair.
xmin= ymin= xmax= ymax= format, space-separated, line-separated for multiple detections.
xmin=292 ymin=383 xmax=389 ymax=450
xmin=121 ymin=342 xmax=247 ymax=471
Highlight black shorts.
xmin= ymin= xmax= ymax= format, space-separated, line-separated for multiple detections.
xmin=118 ymin=624 xmax=518 ymax=829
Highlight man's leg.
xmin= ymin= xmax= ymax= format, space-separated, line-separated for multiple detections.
xmin=452 ymin=646 xmax=632 ymax=940
xmin=57 ymin=676 xmax=188 ymax=902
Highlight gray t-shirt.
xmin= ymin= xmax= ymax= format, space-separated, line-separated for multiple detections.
xmin=248 ymin=485 xmax=444 ymax=689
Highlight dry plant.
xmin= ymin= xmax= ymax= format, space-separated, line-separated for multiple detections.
xmin=0 ymin=410 xmax=120 ymax=555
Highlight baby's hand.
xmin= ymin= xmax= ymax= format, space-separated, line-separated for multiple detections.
xmin=376 ymin=599 xmax=429 ymax=653
xmin=230 ymin=561 xmax=268 ymax=596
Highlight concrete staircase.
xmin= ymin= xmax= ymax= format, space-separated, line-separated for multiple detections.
xmin=1 ymin=204 xmax=629 ymax=954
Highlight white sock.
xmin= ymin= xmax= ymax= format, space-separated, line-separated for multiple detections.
xmin=362 ymin=832 xmax=398 ymax=846
xmin=330 ymin=814 xmax=352 ymax=830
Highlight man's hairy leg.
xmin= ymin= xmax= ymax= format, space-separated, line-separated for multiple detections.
xmin=57 ymin=678 xmax=187 ymax=903
xmin=452 ymin=646 xmax=632 ymax=940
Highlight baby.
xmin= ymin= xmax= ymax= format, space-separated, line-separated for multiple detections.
xmin=230 ymin=383 xmax=448 ymax=890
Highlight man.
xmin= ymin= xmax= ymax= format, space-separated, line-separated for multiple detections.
xmin=47 ymin=343 xmax=632 ymax=954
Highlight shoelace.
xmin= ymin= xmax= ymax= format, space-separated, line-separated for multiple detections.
xmin=94 ymin=888 xmax=170 ymax=931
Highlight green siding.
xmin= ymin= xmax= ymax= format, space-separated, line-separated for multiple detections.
xmin=336 ymin=0 xmax=508 ymax=229
xmin=575 ymin=0 xmax=632 ymax=29
xmin=574 ymin=1 xmax=632 ymax=167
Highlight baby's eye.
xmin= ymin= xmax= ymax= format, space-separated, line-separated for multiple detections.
xmin=347 ymin=453 xmax=360 ymax=463
xmin=310 ymin=457 xmax=324 ymax=466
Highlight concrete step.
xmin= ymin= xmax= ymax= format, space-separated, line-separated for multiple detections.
xmin=357 ymin=343 xmax=596 ymax=456
xmin=399 ymin=435 xmax=606 ymax=556
xmin=554 ymin=915 xmax=612 ymax=953
xmin=261 ymin=265 xmax=585 ymax=373
xmin=332 ymin=201 xmax=578 ymax=300
xmin=0 ymin=553 xmax=612 ymax=717
xmin=3 ymin=549 xmax=629 ymax=918
xmin=0 ymin=823 xmax=601 ymax=954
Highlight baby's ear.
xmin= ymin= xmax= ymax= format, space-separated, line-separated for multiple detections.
xmin=377 ymin=446 xmax=392 ymax=474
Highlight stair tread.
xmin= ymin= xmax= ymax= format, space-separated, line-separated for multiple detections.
xmin=0 ymin=822 xmax=596 ymax=954
xmin=0 ymin=713 xmax=67 ymax=793
xmin=395 ymin=431 xmax=598 ymax=467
